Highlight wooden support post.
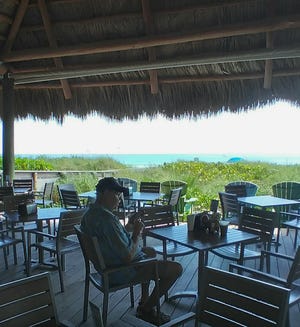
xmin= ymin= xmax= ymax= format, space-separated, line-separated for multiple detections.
xmin=2 ymin=73 xmax=15 ymax=185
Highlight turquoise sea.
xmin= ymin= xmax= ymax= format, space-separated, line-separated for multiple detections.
xmin=18 ymin=153 xmax=300 ymax=167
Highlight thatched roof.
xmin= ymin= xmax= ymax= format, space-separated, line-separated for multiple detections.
xmin=0 ymin=0 xmax=300 ymax=121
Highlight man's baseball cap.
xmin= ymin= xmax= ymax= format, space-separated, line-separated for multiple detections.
xmin=96 ymin=177 xmax=128 ymax=194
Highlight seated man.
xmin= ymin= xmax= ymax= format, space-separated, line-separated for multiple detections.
xmin=81 ymin=177 xmax=182 ymax=325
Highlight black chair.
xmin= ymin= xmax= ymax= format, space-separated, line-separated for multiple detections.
xmin=27 ymin=209 xmax=87 ymax=292
xmin=0 ymin=225 xmax=27 ymax=270
xmin=210 ymin=207 xmax=275 ymax=266
xmin=12 ymin=178 xmax=33 ymax=192
xmin=0 ymin=272 xmax=74 ymax=326
xmin=230 ymin=246 xmax=300 ymax=327
xmin=34 ymin=182 xmax=54 ymax=207
xmin=60 ymin=189 xmax=83 ymax=209
xmin=226 ymin=181 xmax=258 ymax=196
xmin=218 ymin=191 xmax=242 ymax=226
xmin=224 ymin=183 xmax=247 ymax=197
xmin=158 ymin=187 xmax=182 ymax=225
xmin=199 ymin=266 xmax=289 ymax=327
xmin=74 ymin=225 xmax=160 ymax=327
xmin=140 ymin=182 xmax=161 ymax=206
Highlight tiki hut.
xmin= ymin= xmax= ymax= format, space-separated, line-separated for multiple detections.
xmin=0 ymin=0 xmax=300 ymax=177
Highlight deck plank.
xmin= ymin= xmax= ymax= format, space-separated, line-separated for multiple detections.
xmin=0 ymin=226 xmax=299 ymax=326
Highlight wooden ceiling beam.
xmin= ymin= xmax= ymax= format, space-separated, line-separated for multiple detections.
xmin=10 ymin=45 xmax=300 ymax=84
xmin=142 ymin=0 xmax=158 ymax=95
xmin=12 ymin=68 xmax=300 ymax=90
xmin=23 ymin=0 xmax=257 ymax=32
xmin=38 ymin=0 xmax=72 ymax=99
xmin=2 ymin=14 xmax=300 ymax=63
xmin=3 ymin=0 xmax=29 ymax=54
xmin=264 ymin=1 xmax=276 ymax=89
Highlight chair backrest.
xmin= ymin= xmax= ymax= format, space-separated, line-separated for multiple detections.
xmin=161 ymin=180 xmax=187 ymax=197
xmin=12 ymin=178 xmax=33 ymax=191
xmin=57 ymin=183 xmax=76 ymax=206
xmin=117 ymin=178 xmax=138 ymax=192
xmin=272 ymin=181 xmax=300 ymax=200
xmin=272 ymin=181 xmax=300 ymax=214
xmin=139 ymin=205 xmax=174 ymax=230
xmin=3 ymin=194 xmax=33 ymax=212
xmin=239 ymin=207 xmax=275 ymax=247
xmin=168 ymin=187 xmax=182 ymax=207
xmin=43 ymin=182 xmax=54 ymax=200
xmin=218 ymin=191 xmax=240 ymax=219
xmin=0 ymin=272 xmax=59 ymax=327
xmin=74 ymin=225 xmax=106 ymax=272
xmin=226 ymin=181 xmax=258 ymax=196
xmin=140 ymin=181 xmax=161 ymax=193
xmin=57 ymin=208 xmax=87 ymax=239
xmin=60 ymin=189 xmax=82 ymax=209
xmin=224 ymin=183 xmax=247 ymax=197
xmin=287 ymin=245 xmax=300 ymax=287
xmin=199 ymin=266 xmax=289 ymax=327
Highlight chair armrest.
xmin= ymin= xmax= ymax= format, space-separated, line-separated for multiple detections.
xmin=27 ymin=229 xmax=56 ymax=239
xmin=261 ymin=250 xmax=294 ymax=261
xmin=229 ymin=263 xmax=286 ymax=285
xmin=104 ymin=258 xmax=157 ymax=274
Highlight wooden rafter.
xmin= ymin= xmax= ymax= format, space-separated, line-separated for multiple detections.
xmin=2 ymin=14 xmax=300 ymax=63
xmin=264 ymin=1 xmax=276 ymax=89
xmin=10 ymin=46 xmax=300 ymax=84
xmin=38 ymin=0 xmax=72 ymax=99
xmin=11 ymin=68 xmax=300 ymax=90
xmin=142 ymin=0 xmax=158 ymax=94
xmin=3 ymin=0 xmax=29 ymax=54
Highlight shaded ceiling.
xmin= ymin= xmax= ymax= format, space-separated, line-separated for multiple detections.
xmin=0 ymin=0 xmax=300 ymax=121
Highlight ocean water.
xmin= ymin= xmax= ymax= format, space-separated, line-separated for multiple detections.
xmin=17 ymin=153 xmax=300 ymax=167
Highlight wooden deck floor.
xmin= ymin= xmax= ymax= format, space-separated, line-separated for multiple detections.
xmin=1 ymin=226 xmax=300 ymax=327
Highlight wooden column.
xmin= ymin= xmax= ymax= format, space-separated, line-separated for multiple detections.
xmin=2 ymin=73 xmax=15 ymax=185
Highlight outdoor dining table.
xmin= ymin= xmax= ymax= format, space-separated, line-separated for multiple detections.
xmin=5 ymin=207 xmax=67 ymax=264
xmin=237 ymin=195 xmax=300 ymax=250
xmin=146 ymin=224 xmax=258 ymax=305
xmin=79 ymin=190 xmax=164 ymax=209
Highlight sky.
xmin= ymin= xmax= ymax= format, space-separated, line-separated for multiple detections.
xmin=1 ymin=100 xmax=300 ymax=156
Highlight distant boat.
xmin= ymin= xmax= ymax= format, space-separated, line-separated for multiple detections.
xmin=227 ymin=157 xmax=244 ymax=163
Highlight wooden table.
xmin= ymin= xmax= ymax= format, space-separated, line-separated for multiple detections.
xmin=5 ymin=207 xmax=67 ymax=264
xmin=147 ymin=224 xmax=258 ymax=300
xmin=79 ymin=191 xmax=164 ymax=209
xmin=238 ymin=195 xmax=300 ymax=250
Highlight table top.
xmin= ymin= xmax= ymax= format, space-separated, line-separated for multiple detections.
xmin=147 ymin=224 xmax=258 ymax=252
xmin=79 ymin=190 xmax=164 ymax=202
xmin=5 ymin=207 xmax=67 ymax=223
xmin=237 ymin=195 xmax=300 ymax=208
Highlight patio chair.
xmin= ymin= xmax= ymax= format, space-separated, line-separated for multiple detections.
xmin=226 ymin=180 xmax=258 ymax=196
xmin=0 ymin=272 xmax=74 ymax=327
xmin=160 ymin=180 xmax=187 ymax=214
xmin=140 ymin=181 xmax=161 ymax=206
xmin=157 ymin=187 xmax=182 ymax=225
xmin=229 ymin=245 xmax=300 ymax=327
xmin=34 ymin=181 xmax=54 ymax=207
xmin=12 ymin=178 xmax=33 ymax=193
xmin=57 ymin=183 xmax=76 ymax=206
xmin=60 ymin=189 xmax=84 ymax=209
xmin=74 ymin=225 xmax=160 ymax=327
xmin=224 ymin=183 xmax=247 ymax=197
xmin=210 ymin=207 xmax=275 ymax=266
xmin=0 ymin=225 xmax=27 ymax=270
xmin=218 ymin=191 xmax=242 ymax=226
xmin=27 ymin=208 xmax=87 ymax=292
xmin=199 ymin=266 xmax=289 ymax=327
xmin=117 ymin=177 xmax=138 ymax=212
xmin=272 ymin=181 xmax=300 ymax=238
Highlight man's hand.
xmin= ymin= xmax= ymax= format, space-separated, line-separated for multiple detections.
xmin=132 ymin=219 xmax=144 ymax=242
xmin=142 ymin=246 xmax=156 ymax=258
